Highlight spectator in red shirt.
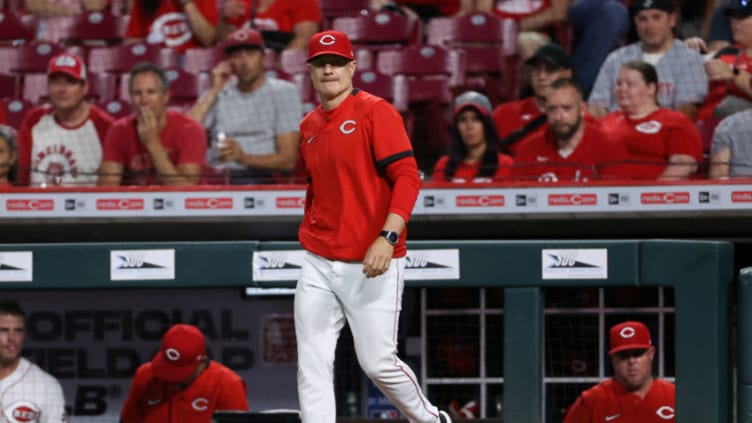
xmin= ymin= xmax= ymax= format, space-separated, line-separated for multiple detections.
xmin=217 ymin=0 xmax=321 ymax=53
xmin=492 ymin=43 xmax=572 ymax=156
xmin=512 ymin=77 xmax=629 ymax=182
xmin=600 ymin=60 xmax=703 ymax=180
xmin=0 ymin=126 xmax=17 ymax=187
xmin=433 ymin=91 xmax=513 ymax=182
xmin=563 ymin=321 xmax=675 ymax=423
xmin=121 ymin=324 xmax=249 ymax=423
xmin=98 ymin=62 xmax=206 ymax=186
xmin=125 ymin=0 xmax=219 ymax=52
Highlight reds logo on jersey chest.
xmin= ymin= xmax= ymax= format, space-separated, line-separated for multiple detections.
xmin=3 ymin=401 xmax=41 ymax=423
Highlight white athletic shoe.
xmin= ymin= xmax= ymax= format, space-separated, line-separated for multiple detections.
xmin=439 ymin=410 xmax=453 ymax=423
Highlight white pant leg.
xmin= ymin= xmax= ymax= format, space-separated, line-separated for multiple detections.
xmin=295 ymin=252 xmax=346 ymax=423
xmin=337 ymin=258 xmax=440 ymax=423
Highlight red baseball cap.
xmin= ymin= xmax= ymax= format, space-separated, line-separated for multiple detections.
xmin=151 ymin=324 xmax=207 ymax=382
xmin=608 ymin=321 xmax=653 ymax=355
xmin=307 ymin=30 xmax=355 ymax=62
xmin=223 ymin=28 xmax=265 ymax=54
xmin=47 ymin=53 xmax=87 ymax=81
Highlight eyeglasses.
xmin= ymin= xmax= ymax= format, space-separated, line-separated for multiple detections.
xmin=613 ymin=349 xmax=648 ymax=360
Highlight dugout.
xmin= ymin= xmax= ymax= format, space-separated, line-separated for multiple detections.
xmin=0 ymin=239 xmax=733 ymax=422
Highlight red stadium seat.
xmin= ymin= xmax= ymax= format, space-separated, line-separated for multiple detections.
xmin=21 ymin=73 xmax=48 ymax=104
xmin=87 ymin=71 xmax=118 ymax=101
xmin=10 ymin=41 xmax=67 ymax=74
xmin=332 ymin=11 xmax=422 ymax=52
xmin=0 ymin=11 xmax=36 ymax=44
xmin=377 ymin=44 xmax=465 ymax=101
xmin=43 ymin=11 xmax=128 ymax=45
xmin=353 ymin=70 xmax=396 ymax=105
xmin=0 ymin=73 xmax=19 ymax=99
xmin=2 ymin=98 xmax=34 ymax=129
xmin=279 ymin=48 xmax=308 ymax=75
xmin=96 ymin=98 xmax=132 ymax=120
xmin=88 ymin=43 xmax=180 ymax=73
xmin=184 ymin=46 xmax=225 ymax=75
xmin=320 ymin=0 xmax=369 ymax=18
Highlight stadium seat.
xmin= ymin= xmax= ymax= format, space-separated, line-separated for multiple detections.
xmin=10 ymin=41 xmax=67 ymax=74
xmin=96 ymin=98 xmax=131 ymax=120
xmin=21 ymin=73 xmax=48 ymax=104
xmin=43 ymin=11 xmax=128 ymax=45
xmin=184 ymin=46 xmax=225 ymax=75
xmin=426 ymin=12 xmax=517 ymax=54
xmin=0 ymin=73 xmax=19 ymax=99
xmin=353 ymin=70 xmax=396 ymax=105
xmin=2 ymin=98 xmax=34 ymax=129
xmin=320 ymin=0 xmax=369 ymax=19
xmin=279 ymin=49 xmax=308 ymax=75
xmin=88 ymin=43 xmax=180 ymax=73
xmin=87 ymin=72 xmax=118 ymax=101
xmin=332 ymin=11 xmax=422 ymax=52
xmin=0 ymin=11 xmax=36 ymax=44
xmin=376 ymin=44 xmax=465 ymax=101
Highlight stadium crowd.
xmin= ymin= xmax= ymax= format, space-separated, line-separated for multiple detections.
xmin=0 ymin=0 xmax=749 ymax=186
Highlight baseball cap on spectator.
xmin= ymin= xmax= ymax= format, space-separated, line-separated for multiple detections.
xmin=525 ymin=44 xmax=571 ymax=69
xmin=608 ymin=321 xmax=653 ymax=355
xmin=632 ymin=0 xmax=674 ymax=14
xmin=307 ymin=30 xmax=355 ymax=62
xmin=47 ymin=54 xmax=86 ymax=82
xmin=223 ymin=28 xmax=265 ymax=54
xmin=453 ymin=91 xmax=492 ymax=116
xmin=725 ymin=0 xmax=752 ymax=18
xmin=151 ymin=324 xmax=207 ymax=382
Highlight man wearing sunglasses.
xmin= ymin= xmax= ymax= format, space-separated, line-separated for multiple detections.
xmin=563 ymin=321 xmax=675 ymax=422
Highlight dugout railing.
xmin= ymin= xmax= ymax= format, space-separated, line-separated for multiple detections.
xmin=0 ymin=240 xmax=734 ymax=422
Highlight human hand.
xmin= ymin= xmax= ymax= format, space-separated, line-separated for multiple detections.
xmin=362 ymin=237 xmax=393 ymax=278
xmin=136 ymin=108 xmax=161 ymax=149
xmin=211 ymin=61 xmax=233 ymax=91
xmin=705 ymin=59 xmax=734 ymax=81
xmin=222 ymin=0 xmax=247 ymax=19
xmin=683 ymin=36 xmax=707 ymax=54
xmin=217 ymin=138 xmax=244 ymax=164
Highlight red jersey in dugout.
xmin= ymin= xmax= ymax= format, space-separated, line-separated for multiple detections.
xmin=600 ymin=108 xmax=703 ymax=180
xmin=492 ymin=0 xmax=549 ymax=19
xmin=511 ymin=116 xmax=629 ymax=182
xmin=120 ymin=361 xmax=249 ymax=423
xmin=298 ymin=89 xmax=420 ymax=262
xmin=563 ymin=378 xmax=675 ymax=423
xmin=126 ymin=0 xmax=219 ymax=52
xmin=223 ymin=0 xmax=321 ymax=32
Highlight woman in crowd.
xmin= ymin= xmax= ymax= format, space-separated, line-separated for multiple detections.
xmin=600 ymin=61 xmax=703 ymax=180
xmin=432 ymin=91 xmax=513 ymax=182
xmin=0 ymin=125 xmax=18 ymax=187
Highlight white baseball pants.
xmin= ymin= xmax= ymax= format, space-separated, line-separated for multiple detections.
xmin=294 ymin=251 xmax=441 ymax=423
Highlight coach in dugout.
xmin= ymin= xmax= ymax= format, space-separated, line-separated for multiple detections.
xmin=0 ymin=300 xmax=67 ymax=423
xmin=563 ymin=321 xmax=675 ymax=423
xmin=120 ymin=324 xmax=248 ymax=423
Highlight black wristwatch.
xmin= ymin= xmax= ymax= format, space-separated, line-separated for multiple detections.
xmin=379 ymin=230 xmax=399 ymax=246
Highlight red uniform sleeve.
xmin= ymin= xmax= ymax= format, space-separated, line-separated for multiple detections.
xmin=370 ymin=101 xmax=420 ymax=223
xmin=15 ymin=107 xmax=47 ymax=186
xmin=90 ymin=106 xmax=115 ymax=147
xmin=562 ymin=394 xmax=593 ymax=423
xmin=176 ymin=118 xmax=207 ymax=165
xmin=215 ymin=372 xmax=250 ymax=411
xmin=120 ymin=365 xmax=148 ymax=423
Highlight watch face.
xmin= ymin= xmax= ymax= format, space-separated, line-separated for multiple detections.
xmin=381 ymin=231 xmax=398 ymax=244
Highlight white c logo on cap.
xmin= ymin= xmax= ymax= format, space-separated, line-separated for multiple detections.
xmin=165 ymin=348 xmax=181 ymax=361
xmin=656 ymin=406 xmax=674 ymax=420
xmin=319 ymin=34 xmax=336 ymax=46
xmin=620 ymin=327 xmax=636 ymax=338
